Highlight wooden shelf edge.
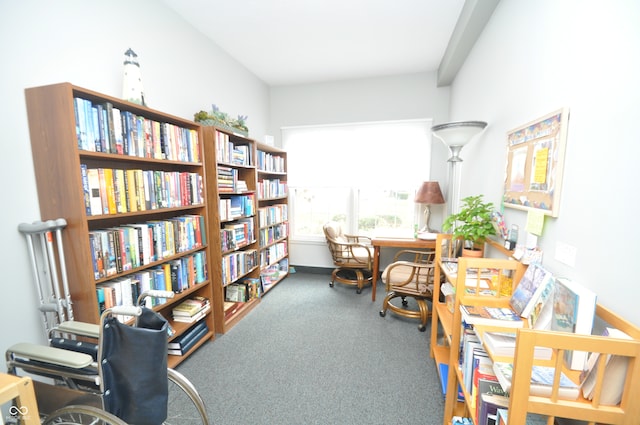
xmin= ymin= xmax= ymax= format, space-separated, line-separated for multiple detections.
xmin=167 ymin=330 xmax=214 ymax=368
xmin=223 ymin=298 xmax=260 ymax=333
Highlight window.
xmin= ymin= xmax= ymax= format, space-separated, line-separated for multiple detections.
xmin=282 ymin=120 xmax=432 ymax=240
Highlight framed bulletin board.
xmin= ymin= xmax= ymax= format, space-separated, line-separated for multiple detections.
xmin=503 ymin=108 xmax=570 ymax=217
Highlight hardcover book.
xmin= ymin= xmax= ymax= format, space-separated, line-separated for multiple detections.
xmin=460 ymin=305 xmax=523 ymax=328
xmin=551 ymin=277 xmax=597 ymax=370
xmin=509 ymin=263 xmax=554 ymax=319
xmin=492 ymin=361 xmax=580 ymax=400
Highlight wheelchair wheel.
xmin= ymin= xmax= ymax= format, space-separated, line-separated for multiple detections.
xmin=42 ymin=405 xmax=127 ymax=425
xmin=166 ymin=368 xmax=210 ymax=425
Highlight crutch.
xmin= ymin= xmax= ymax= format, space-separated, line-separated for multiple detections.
xmin=18 ymin=218 xmax=73 ymax=339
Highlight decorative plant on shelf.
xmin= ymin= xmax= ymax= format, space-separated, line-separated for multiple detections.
xmin=442 ymin=194 xmax=496 ymax=254
xmin=194 ymin=104 xmax=249 ymax=136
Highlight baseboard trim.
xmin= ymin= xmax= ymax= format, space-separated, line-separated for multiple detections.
xmin=290 ymin=265 xmax=333 ymax=275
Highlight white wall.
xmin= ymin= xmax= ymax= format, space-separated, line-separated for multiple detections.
xmin=0 ymin=0 xmax=269 ymax=355
xmin=269 ymin=72 xmax=451 ymax=268
xmin=448 ymin=0 xmax=640 ymax=326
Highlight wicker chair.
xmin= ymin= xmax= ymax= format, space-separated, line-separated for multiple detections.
xmin=323 ymin=221 xmax=373 ymax=294
xmin=379 ymin=249 xmax=436 ymax=331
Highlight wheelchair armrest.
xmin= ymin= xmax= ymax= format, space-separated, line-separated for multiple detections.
xmin=55 ymin=321 xmax=100 ymax=339
xmin=7 ymin=342 xmax=94 ymax=369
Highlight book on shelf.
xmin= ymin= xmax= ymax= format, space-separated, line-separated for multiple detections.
xmin=460 ymin=304 xmax=524 ymax=328
xmin=478 ymin=392 xmax=509 ymax=425
xmin=481 ymin=331 xmax=552 ymax=360
xmin=452 ymin=417 xmax=473 ymax=425
xmin=168 ymin=320 xmax=209 ymax=356
xmin=492 ymin=361 xmax=580 ymax=400
xmin=509 ymin=263 xmax=554 ymax=320
xmin=550 ymin=277 xmax=597 ymax=370
xmin=580 ymin=327 xmax=632 ymax=405
xmin=172 ymin=296 xmax=211 ymax=323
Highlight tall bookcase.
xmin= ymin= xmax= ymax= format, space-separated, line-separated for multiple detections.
xmin=203 ymin=127 xmax=262 ymax=333
xmin=255 ymin=142 xmax=289 ymax=292
xmin=24 ymin=82 xmax=214 ymax=368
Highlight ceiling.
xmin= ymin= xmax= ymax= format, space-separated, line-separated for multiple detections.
xmin=163 ymin=0 xmax=472 ymax=87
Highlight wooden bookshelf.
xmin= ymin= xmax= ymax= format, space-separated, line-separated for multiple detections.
xmin=431 ymin=233 xmax=640 ymax=425
xmin=24 ymin=82 xmax=214 ymax=368
xmin=202 ymin=127 xmax=262 ymax=333
xmin=255 ymin=142 xmax=289 ymax=293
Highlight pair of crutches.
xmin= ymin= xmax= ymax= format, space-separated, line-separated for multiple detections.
xmin=18 ymin=218 xmax=73 ymax=340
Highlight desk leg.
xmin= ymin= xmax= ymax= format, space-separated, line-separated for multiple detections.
xmin=372 ymin=246 xmax=380 ymax=302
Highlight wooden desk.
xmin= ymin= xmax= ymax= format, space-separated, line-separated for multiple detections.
xmin=371 ymin=236 xmax=437 ymax=302
xmin=0 ymin=373 xmax=40 ymax=425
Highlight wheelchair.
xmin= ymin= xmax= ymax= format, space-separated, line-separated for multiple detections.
xmin=10 ymin=220 xmax=211 ymax=424
xmin=6 ymin=292 xmax=211 ymax=425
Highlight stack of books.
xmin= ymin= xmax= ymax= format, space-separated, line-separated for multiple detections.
xmin=171 ymin=296 xmax=210 ymax=323
xmin=168 ymin=320 xmax=209 ymax=356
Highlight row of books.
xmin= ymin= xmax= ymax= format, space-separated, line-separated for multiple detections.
xmin=81 ymin=165 xmax=204 ymax=216
xmin=217 ymin=166 xmax=240 ymax=193
xmin=221 ymin=219 xmax=255 ymax=252
xmin=219 ymin=194 xmax=256 ymax=221
xmin=256 ymin=150 xmax=286 ymax=173
xmin=260 ymin=258 xmax=289 ymax=291
xmin=225 ymin=277 xmax=261 ymax=303
xmin=74 ymin=97 xmax=200 ymax=163
xmin=457 ymin=327 xmax=575 ymax=425
xmin=216 ymin=131 xmax=253 ymax=166
xmin=258 ymin=204 xmax=288 ymax=227
xmin=171 ymin=296 xmax=211 ymax=323
xmin=96 ymin=252 xmax=207 ymax=311
xmin=222 ymin=249 xmax=258 ymax=285
xmin=88 ymin=215 xmax=206 ymax=279
xmin=168 ymin=319 xmax=209 ymax=356
xmin=459 ymin=262 xmax=597 ymax=371
xmin=256 ymin=178 xmax=287 ymax=199
xmin=258 ymin=223 xmax=288 ymax=247
xmin=260 ymin=242 xmax=288 ymax=268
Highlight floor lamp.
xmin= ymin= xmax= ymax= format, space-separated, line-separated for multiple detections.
xmin=431 ymin=121 xmax=488 ymax=216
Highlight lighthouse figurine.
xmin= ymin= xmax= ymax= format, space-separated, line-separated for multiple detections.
xmin=122 ymin=48 xmax=146 ymax=106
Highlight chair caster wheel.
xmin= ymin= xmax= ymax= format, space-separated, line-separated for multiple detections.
xmin=379 ymin=310 xmax=386 ymax=317
xmin=329 ymin=281 xmax=334 ymax=287
xmin=356 ymin=288 xmax=362 ymax=294
xmin=402 ymin=299 xmax=409 ymax=307
xmin=418 ymin=325 xmax=426 ymax=332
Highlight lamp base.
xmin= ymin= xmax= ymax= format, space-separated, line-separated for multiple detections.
xmin=417 ymin=231 xmax=438 ymax=241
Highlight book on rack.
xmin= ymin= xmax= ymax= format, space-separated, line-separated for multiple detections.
xmin=509 ymin=263 xmax=554 ymax=320
xmin=172 ymin=296 xmax=211 ymax=323
xmin=492 ymin=361 xmax=580 ymax=400
xmin=460 ymin=304 xmax=523 ymax=328
xmin=168 ymin=320 xmax=209 ymax=356
xmin=481 ymin=331 xmax=552 ymax=360
xmin=478 ymin=392 xmax=509 ymax=425
xmin=580 ymin=327 xmax=632 ymax=405
xmin=550 ymin=277 xmax=597 ymax=370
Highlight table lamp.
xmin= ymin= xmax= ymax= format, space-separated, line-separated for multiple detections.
xmin=431 ymin=121 xmax=487 ymax=216
xmin=414 ymin=181 xmax=445 ymax=234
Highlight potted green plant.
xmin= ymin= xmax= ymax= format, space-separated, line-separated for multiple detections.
xmin=442 ymin=194 xmax=496 ymax=257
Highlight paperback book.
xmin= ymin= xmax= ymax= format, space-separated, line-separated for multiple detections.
xmin=509 ymin=263 xmax=554 ymax=321
xmin=460 ymin=305 xmax=523 ymax=328
xmin=492 ymin=361 xmax=580 ymax=400
xmin=551 ymin=277 xmax=597 ymax=370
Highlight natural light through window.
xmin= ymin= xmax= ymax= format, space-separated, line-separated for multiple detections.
xmin=282 ymin=120 xmax=432 ymax=240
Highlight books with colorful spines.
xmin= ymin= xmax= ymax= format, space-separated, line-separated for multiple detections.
xmin=482 ymin=331 xmax=552 ymax=360
xmin=509 ymin=262 xmax=554 ymax=319
xmin=580 ymin=327 xmax=632 ymax=405
xmin=460 ymin=304 xmax=524 ymax=328
xmin=492 ymin=361 xmax=580 ymax=400
xmin=551 ymin=277 xmax=597 ymax=370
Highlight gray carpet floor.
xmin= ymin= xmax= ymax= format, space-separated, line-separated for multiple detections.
xmin=175 ymin=269 xmax=445 ymax=425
